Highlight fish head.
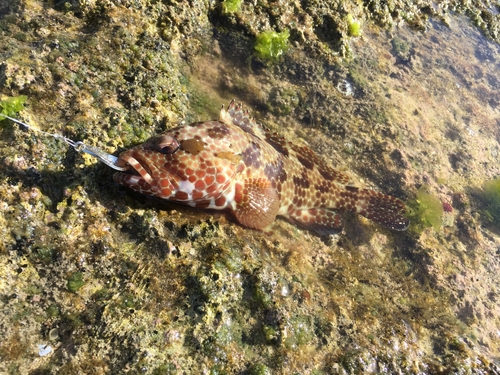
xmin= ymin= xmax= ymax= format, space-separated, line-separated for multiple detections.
xmin=113 ymin=123 xmax=241 ymax=206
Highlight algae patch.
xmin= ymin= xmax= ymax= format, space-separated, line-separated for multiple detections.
xmin=347 ymin=15 xmax=362 ymax=37
xmin=480 ymin=177 xmax=500 ymax=224
xmin=222 ymin=0 xmax=242 ymax=13
xmin=67 ymin=272 xmax=85 ymax=292
xmin=0 ymin=95 xmax=27 ymax=118
xmin=254 ymin=29 xmax=290 ymax=61
xmin=407 ymin=186 xmax=443 ymax=233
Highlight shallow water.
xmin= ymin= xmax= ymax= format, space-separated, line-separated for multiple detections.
xmin=0 ymin=1 xmax=499 ymax=373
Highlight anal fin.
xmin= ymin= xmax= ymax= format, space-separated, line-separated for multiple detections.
xmin=232 ymin=178 xmax=280 ymax=230
xmin=288 ymin=208 xmax=344 ymax=236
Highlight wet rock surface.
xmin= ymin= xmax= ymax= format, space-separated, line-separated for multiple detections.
xmin=1 ymin=0 xmax=500 ymax=373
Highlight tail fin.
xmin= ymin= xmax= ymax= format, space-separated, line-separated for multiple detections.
xmin=356 ymin=188 xmax=409 ymax=231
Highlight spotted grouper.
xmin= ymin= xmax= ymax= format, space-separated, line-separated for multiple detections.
xmin=114 ymin=100 xmax=409 ymax=235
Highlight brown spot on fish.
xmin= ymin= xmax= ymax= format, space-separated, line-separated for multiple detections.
xmin=207 ymin=124 xmax=230 ymax=140
xmin=180 ymin=137 xmax=205 ymax=155
xmin=297 ymin=154 xmax=314 ymax=170
xmin=266 ymin=133 xmax=289 ymax=157
xmin=216 ymin=151 xmax=241 ymax=164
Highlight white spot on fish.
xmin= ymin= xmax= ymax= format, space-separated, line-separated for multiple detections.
xmin=178 ymin=180 xmax=195 ymax=196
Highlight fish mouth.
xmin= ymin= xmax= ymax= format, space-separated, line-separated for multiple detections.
xmin=113 ymin=152 xmax=181 ymax=193
xmin=113 ymin=153 xmax=155 ymax=186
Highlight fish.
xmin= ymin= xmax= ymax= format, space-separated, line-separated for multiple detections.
xmin=113 ymin=100 xmax=409 ymax=235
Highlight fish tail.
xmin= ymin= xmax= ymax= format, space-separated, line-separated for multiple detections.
xmin=353 ymin=187 xmax=409 ymax=231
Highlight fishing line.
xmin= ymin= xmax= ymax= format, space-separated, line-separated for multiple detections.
xmin=0 ymin=113 xmax=128 ymax=171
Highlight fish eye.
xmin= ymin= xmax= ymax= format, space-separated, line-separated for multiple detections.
xmin=155 ymin=135 xmax=180 ymax=154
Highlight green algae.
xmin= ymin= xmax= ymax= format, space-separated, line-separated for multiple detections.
xmin=480 ymin=177 xmax=500 ymax=224
xmin=121 ymin=292 xmax=139 ymax=309
xmin=67 ymin=272 xmax=85 ymax=292
xmin=152 ymin=363 xmax=178 ymax=375
xmin=251 ymin=275 xmax=274 ymax=309
xmin=46 ymin=304 xmax=60 ymax=318
xmin=254 ymin=29 xmax=290 ymax=61
xmin=0 ymin=95 xmax=27 ymax=118
xmin=283 ymin=314 xmax=314 ymax=348
xmin=262 ymin=325 xmax=278 ymax=343
xmin=407 ymin=186 xmax=443 ymax=233
xmin=248 ymin=363 xmax=271 ymax=375
xmin=347 ymin=15 xmax=362 ymax=37
xmin=222 ymin=0 xmax=242 ymax=14
xmin=31 ymin=246 xmax=57 ymax=265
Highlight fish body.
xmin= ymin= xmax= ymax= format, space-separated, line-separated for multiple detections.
xmin=114 ymin=101 xmax=409 ymax=235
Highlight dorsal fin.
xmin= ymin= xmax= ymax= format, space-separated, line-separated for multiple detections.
xmin=220 ymin=100 xmax=265 ymax=138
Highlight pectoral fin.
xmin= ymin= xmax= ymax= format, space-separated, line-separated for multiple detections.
xmin=232 ymin=178 xmax=280 ymax=230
